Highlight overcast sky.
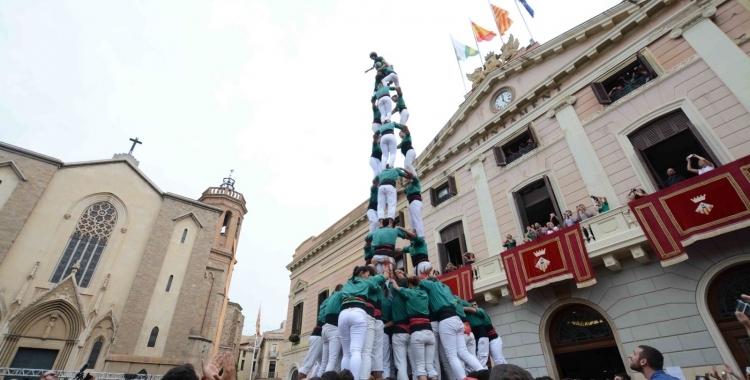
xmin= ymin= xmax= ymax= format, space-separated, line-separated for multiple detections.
xmin=0 ymin=0 xmax=621 ymax=335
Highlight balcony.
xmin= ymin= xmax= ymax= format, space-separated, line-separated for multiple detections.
xmin=473 ymin=205 xmax=649 ymax=303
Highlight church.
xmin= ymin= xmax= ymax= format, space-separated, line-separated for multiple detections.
xmin=280 ymin=0 xmax=750 ymax=379
xmin=0 ymin=140 xmax=247 ymax=373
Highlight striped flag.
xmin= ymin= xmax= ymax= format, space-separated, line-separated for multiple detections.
xmin=471 ymin=21 xmax=496 ymax=42
xmin=491 ymin=4 xmax=513 ymax=36
xmin=255 ymin=306 xmax=261 ymax=337
xmin=519 ymin=0 xmax=535 ymax=18
xmin=451 ymin=36 xmax=479 ymax=61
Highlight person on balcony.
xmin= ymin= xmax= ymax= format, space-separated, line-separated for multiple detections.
xmin=525 ymin=226 xmax=536 ymax=241
xmin=593 ymin=196 xmax=610 ymax=213
xmin=503 ymin=235 xmax=516 ymax=250
xmin=576 ymin=204 xmax=594 ymax=221
xmin=627 ymin=188 xmax=648 ymax=201
xmin=444 ymin=262 xmax=456 ymax=273
xmin=687 ymin=154 xmax=715 ymax=175
xmin=563 ymin=210 xmax=576 ymax=227
xmin=664 ymin=168 xmax=686 ymax=187
xmin=545 ymin=222 xmax=559 ymax=234
xmin=463 ymin=252 xmax=476 ymax=265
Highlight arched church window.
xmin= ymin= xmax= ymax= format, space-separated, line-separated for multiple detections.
xmin=166 ymin=275 xmax=173 ymax=292
xmin=220 ymin=211 xmax=232 ymax=235
xmin=86 ymin=337 xmax=104 ymax=368
xmin=181 ymin=228 xmax=188 ymax=243
xmin=51 ymin=201 xmax=117 ymax=287
xmin=147 ymin=327 xmax=159 ymax=347
xmin=553 ymin=305 xmax=613 ymax=345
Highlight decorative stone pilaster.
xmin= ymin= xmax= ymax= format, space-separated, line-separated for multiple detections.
xmin=466 ymin=154 xmax=504 ymax=256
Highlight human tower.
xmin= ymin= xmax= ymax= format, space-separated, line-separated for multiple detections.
xmin=297 ymin=53 xmax=506 ymax=380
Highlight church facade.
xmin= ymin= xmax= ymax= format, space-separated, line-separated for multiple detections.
xmin=280 ymin=0 xmax=750 ymax=379
xmin=0 ymin=142 xmax=246 ymax=373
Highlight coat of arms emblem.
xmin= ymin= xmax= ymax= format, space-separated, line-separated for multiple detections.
xmin=691 ymin=194 xmax=713 ymax=215
xmin=534 ymin=248 xmax=550 ymax=272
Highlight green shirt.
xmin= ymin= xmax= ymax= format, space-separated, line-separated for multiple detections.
xmin=381 ymin=297 xmax=393 ymax=322
xmin=526 ymin=231 xmax=536 ymax=241
xmin=393 ymin=93 xmax=406 ymax=110
xmin=404 ymin=176 xmax=421 ymax=196
xmin=397 ymin=132 xmax=412 ymax=149
xmin=364 ymin=244 xmax=374 ymax=260
xmin=377 ymin=122 xmax=403 ymax=135
xmin=366 ymin=226 xmax=408 ymax=247
xmin=371 ymin=85 xmax=396 ymax=101
xmin=378 ymin=66 xmax=395 ymax=75
xmin=317 ymin=298 xmax=328 ymax=324
xmin=391 ymin=286 xmax=409 ymax=322
xmin=372 ymin=106 xmax=381 ymax=120
xmin=598 ymin=202 xmax=610 ymax=213
xmin=504 ymin=239 xmax=516 ymax=249
xmin=377 ymin=167 xmax=405 ymax=183
xmin=395 ymin=287 xmax=430 ymax=317
xmin=458 ymin=299 xmax=483 ymax=327
xmin=419 ymin=279 xmax=457 ymax=313
xmin=369 ymin=186 xmax=378 ymax=204
xmin=342 ymin=277 xmax=378 ymax=304
xmin=454 ymin=295 xmax=467 ymax=319
xmin=324 ymin=291 xmax=344 ymax=318
xmin=372 ymin=141 xmax=382 ymax=154
xmin=478 ymin=308 xmax=492 ymax=326
xmin=402 ymin=236 xmax=428 ymax=257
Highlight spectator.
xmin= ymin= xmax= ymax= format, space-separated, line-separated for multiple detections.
xmin=536 ymin=377 xmax=554 ymax=380
xmin=503 ymin=234 xmax=516 ymax=250
xmin=540 ymin=226 xmax=548 ymax=235
xmin=489 ymin=364 xmax=534 ymax=380
xmin=533 ymin=223 xmax=542 ymax=235
xmin=545 ymin=222 xmax=559 ymax=234
xmin=445 ymin=262 xmax=456 ymax=273
xmin=469 ymin=370 xmax=491 ymax=380
xmin=664 ymin=168 xmax=686 ymax=187
xmin=563 ymin=210 xmax=576 ymax=227
xmin=736 ymin=293 xmax=750 ymax=337
xmin=200 ymin=353 xmax=236 ymax=380
xmin=338 ymin=370 xmax=354 ymax=380
xmin=687 ymin=154 xmax=715 ymax=175
xmin=525 ymin=226 xmax=536 ymax=241
xmin=549 ymin=213 xmax=560 ymax=226
xmin=615 ymin=373 xmax=631 ymax=380
xmin=710 ymin=365 xmax=744 ymax=380
xmin=40 ymin=372 xmax=58 ymax=380
xmin=592 ymin=196 xmax=609 ymax=213
xmin=464 ymin=252 xmax=476 ymax=265
xmin=576 ymin=204 xmax=594 ymax=221
xmin=628 ymin=345 xmax=679 ymax=380
xmin=522 ymin=237 xmax=532 ymax=244
xmin=627 ymin=188 xmax=648 ymax=201
xmin=608 ymin=84 xmax=624 ymax=97
xmin=432 ymin=270 xmax=440 ymax=276
xmin=321 ymin=371 xmax=340 ymax=380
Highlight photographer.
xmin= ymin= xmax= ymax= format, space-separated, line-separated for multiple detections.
xmin=627 ymin=188 xmax=648 ymax=202
xmin=736 ymin=293 xmax=750 ymax=337
xmin=591 ymin=195 xmax=609 ymax=213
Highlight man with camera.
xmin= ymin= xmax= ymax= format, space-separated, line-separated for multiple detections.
xmin=591 ymin=195 xmax=609 ymax=213
xmin=627 ymin=188 xmax=648 ymax=201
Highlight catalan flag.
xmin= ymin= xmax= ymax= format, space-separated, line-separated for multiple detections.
xmin=471 ymin=21 xmax=496 ymax=42
xmin=491 ymin=4 xmax=513 ymax=36
xmin=255 ymin=305 xmax=261 ymax=337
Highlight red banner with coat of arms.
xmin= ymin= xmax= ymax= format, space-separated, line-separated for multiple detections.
xmin=501 ymin=225 xmax=596 ymax=305
xmin=628 ymin=155 xmax=750 ymax=267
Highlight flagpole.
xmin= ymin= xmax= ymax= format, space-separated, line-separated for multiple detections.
xmin=250 ymin=334 xmax=259 ymax=380
xmin=469 ymin=19 xmax=485 ymax=68
xmin=486 ymin=0 xmax=506 ymax=45
xmin=513 ymin=0 xmax=535 ymax=44
xmin=450 ymin=35 xmax=469 ymax=94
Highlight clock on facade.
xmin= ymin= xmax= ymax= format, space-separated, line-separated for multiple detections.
xmin=493 ymin=89 xmax=513 ymax=111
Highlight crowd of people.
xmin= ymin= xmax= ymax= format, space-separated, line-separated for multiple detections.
xmin=607 ymin=63 xmax=651 ymax=102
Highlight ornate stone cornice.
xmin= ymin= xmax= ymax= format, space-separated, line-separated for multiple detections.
xmin=546 ymin=96 xmax=578 ymax=118
xmin=669 ymin=4 xmax=717 ymax=38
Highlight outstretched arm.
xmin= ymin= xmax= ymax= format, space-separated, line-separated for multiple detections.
xmin=696 ymin=155 xmax=715 ymax=168
xmin=401 ymin=169 xmax=414 ymax=180
xmin=687 ymin=156 xmax=698 ymax=173
xmin=397 ymin=226 xmax=416 ymax=240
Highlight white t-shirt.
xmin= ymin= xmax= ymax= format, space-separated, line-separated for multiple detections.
xmin=698 ymin=166 xmax=714 ymax=175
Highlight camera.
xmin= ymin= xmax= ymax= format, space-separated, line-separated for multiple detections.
xmin=590 ymin=195 xmax=597 ymax=199
xmin=737 ymin=299 xmax=750 ymax=317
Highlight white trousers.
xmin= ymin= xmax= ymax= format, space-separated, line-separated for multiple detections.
xmin=382 ymin=72 xmax=400 ymax=87
xmin=378 ymin=97 xmax=393 ymax=122
xmin=403 ymin=149 xmax=416 ymax=177
xmin=380 ymin=134 xmax=397 ymax=169
xmin=372 ymin=320 xmax=384 ymax=372
xmin=367 ymin=209 xmax=379 ymax=234
xmin=359 ymin=315 xmax=376 ymax=380
xmin=431 ymin=322 xmax=453 ymax=380
xmin=464 ymin=333 xmax=477 ymax=371
xmin=370 ymin=157 xmax=382 ymax=179
xmin=414 ymin=260 xmax=432 ymax=276
xmin=377 ymin=184 xmax=397 ymax=220
xmin=488 ymin=337 xmax=507 ymax=365
xmin=476 ymin=337 xmax=489 ymax=369
xmin=438 ymin=317 xmax=483 ymax=380
xmin=300 ymin=335 xmax=323 ymax=375
xmin=411 ymin=330 xmax=438 ymax=378
xmin=392 ymin=333 xmax=411 ymax=380
xmin=322 ymin=323 xmax=342 ymax=373
xmin=408 ymin=200 xmax=424 ymax=237
xmin=339 ymin=308 xmax=368 ymax=378
xmin=383 ymin=333 xmax=393 ymax=378
xmin=399 ymin=108 xmax=410 ymax=124
xmin=372 ymin=255 xmax=395 ymax=274
xmin=372 ymin=122 xmax=382 ymax=134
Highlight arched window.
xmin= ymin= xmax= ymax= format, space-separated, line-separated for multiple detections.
xmin=221 ymin=211 xmax=232 ymax=235
xmin=51 ymin=201 xmax=117 ymax=287
xmin=708 ymin=263 xmax=750 ymax=370
xmin=166 ymin=275 xmax=173 ymax=292
xmin=147 ymin=327 xmax=159 ymax=347
xmin=86 ymin=337 xmax=104 ymax=368
xmin=180 ymin=229 xmax=188 ymax=243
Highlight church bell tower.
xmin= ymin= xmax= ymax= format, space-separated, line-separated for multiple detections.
xmin=198 ymin=171 xmax=247 ymax=355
